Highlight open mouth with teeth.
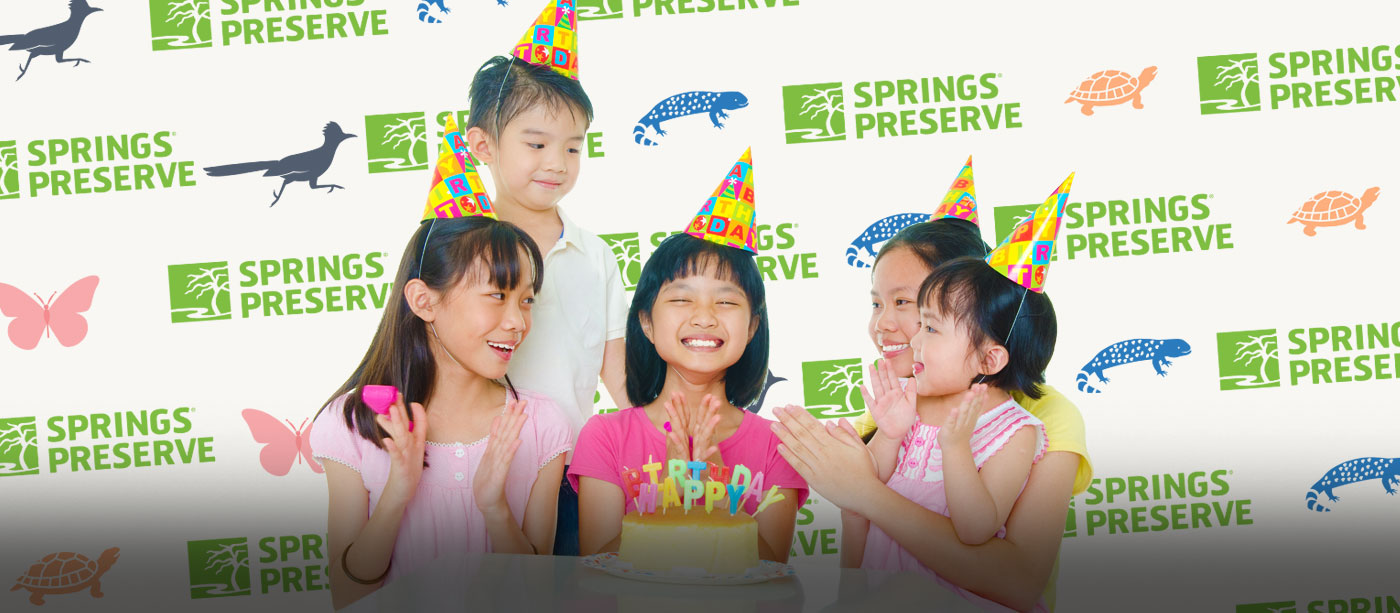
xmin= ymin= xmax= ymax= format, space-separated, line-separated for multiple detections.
xmin=681 ymin=336 xmax=725 ymax=351
xmin=486 ymin=340 xmax=517 ymax=361
xmin=879 ymin=342 xmax=910 ymax=358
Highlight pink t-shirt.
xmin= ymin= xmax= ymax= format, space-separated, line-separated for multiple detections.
xmin=310 ymin=389 xmax=571 ymax=583
xmin=566 ymin=406 xmax=809 ymax=515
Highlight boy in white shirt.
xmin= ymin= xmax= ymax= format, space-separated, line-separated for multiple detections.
xmin=464 ymin=54 xmax=628 ymax=555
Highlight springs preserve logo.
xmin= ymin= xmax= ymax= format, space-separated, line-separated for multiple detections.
xmin=0 ymin=408 xmax=215 ymax=478
xmin=576 ymin=0 xmax=799 ymax=21
xmin=148 ymin=0 xmax=390 ymax=52
xmin=1065 ymin=469 xmax=1253 ymax=537
xmin=991 ymin=193 xmax=1233 ymax=262
xmin=1217 ymin=320 xmax=1400 ymax=391
xmin=0 ymin=132 xmax=197 ymax=199
xmin=599 ymin=222 xmax=817 ymax=291
xmin=187 ymin=534 xmax=328 ymax=599
xmin=782 ymin=73 xmax=1022 ymax=144
xmin=1197 ymin=43 xmax=1400 ymax=114
xmin=167 ymin=251 xmax=390 ymax=323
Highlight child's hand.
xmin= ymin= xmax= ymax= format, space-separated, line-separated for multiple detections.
xmin=376 ymin=392 xmax=427 ymax=508
xmin=860 ymin=360 xmax=917 ymax=442
xmin=662 ymin=392 xmax=693 ymax=466
xmin=687 ymin=394 xmax=722 ymax=464
xmin=474 ymin=398 xmax=529 ymax=517
xmin=937 ymin=384 xmax=988 ymax=451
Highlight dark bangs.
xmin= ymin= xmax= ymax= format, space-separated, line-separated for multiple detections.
xmin=421 ymin=217 xmax=544 ymax=294
xmin=625 ymin=234 xmax=770 ymax=408
xmin=468 ymin=56 xmax=594 ymax=139
xmin=917 ymin=257 xmax=1057 ymax=399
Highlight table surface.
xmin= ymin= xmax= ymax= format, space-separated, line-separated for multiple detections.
xmin=343 ymin=553 xmax=984 ymax=612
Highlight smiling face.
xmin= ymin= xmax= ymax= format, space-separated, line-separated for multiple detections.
xmin=641 ymin=264 xmax=756 ymax=386
xmin=474 ymin=102 xmax=586 ymax=214
xmin=908 ymin=302 xmax=987 ymax=397
xmin=869 ymin=247 xmax=932 ymax=377
xmin=415 ymin=256 xmax=536 ymax=381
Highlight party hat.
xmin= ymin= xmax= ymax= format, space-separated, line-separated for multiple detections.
xmin=421 ymin=116 xmax=495 ymax=221
xmin=930 ymin=156 xmax=977 ymax=225
xmin=985 ymin=173 xmax=1073 ymax=292
xmin=684 ymin=148 xmax=757 ymax=253
xmin=510 ymin=0 xmax=578 ymax=80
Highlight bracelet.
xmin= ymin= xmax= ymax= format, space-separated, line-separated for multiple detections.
xmin=340 ymin=541 xmax=391 ymax=585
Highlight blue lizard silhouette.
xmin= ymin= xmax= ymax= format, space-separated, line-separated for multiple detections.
xmin=846 ymin=213 xmax=926 ymax=268
xmin=418 ymin=0 xmax=501 ymax=23
xmin=633 ymin=91 xmax=748 ymax=146
xmin=1305 ymin=457 xmax=1400 ymax=512
xmin=1075 ymin=338 xmax=1191 ymax=394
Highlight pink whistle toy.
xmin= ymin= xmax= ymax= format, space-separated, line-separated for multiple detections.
xmin=362 ymin=385 xmax=413 ymax=432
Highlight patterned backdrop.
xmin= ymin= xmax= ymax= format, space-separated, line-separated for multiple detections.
xmin=1 ymin=0 xmax=1397 ymax=611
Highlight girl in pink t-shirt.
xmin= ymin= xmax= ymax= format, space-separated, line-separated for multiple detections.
xmin=569 ymin=233 xmax=808 ymax=561
xmin=310 ymin=216 xmax=572 ymax=609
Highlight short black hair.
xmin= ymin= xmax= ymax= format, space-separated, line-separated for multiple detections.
xmin=467 ymin=55 xmax=594 ymax=139
xmin=625 ymin=234 xmax=770 ymax=408
xmin=917 ymin=256 xmax=1056 ymax=399
xmin=873 ymin=218 xmax=990 ymax=271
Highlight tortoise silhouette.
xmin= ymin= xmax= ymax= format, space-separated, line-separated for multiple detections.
xmin=1289 ymin=187 xmax=1379 ymax=236
xmin=1066 ymin=66 xmax=1158 ymax=116
xmin=10 ymin=548 xmax=118 ymax=605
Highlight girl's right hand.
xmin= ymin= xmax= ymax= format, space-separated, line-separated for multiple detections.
xmin=662 ymin=392 xmax=693 ymax=466
xmin=860 ymin=360 xmax=917 ymax=442
xmin=375 ymin=392 xmax=428 ymax=508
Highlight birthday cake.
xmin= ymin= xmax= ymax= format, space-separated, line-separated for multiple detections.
xmin=618 ymin=509 xmax=759 ymax=575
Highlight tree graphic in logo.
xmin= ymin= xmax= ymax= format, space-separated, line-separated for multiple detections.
xmin=150 ymin=0 xmax=213 ymax=52
xmin=801 ymin=358 xmax=866 ymax=419
xmin=1217 ymin=329 xmax=1280 ymax=390
xmin=168 ymin=262 xmax=232 ymax=324
xmin=187 ymin=538 xmax=251 ymax=598
xmin=577 ymin=0 xmax=624 ymax=20
xmin=782 ymin=83 xmax=846 ymax=144
xmin=599 ymin=232 xmax=642 ymax=291
xmin=1197 ymin=53 xmax=1260 ymax=115
xmin=0 ymin=417 xmax=39 ymax=477
xmin=365 ymin=113 xmax=428 ymax=174
xmin=992 ymin=204 xmax=1038 ymax=245
xmin=0 ymin=141 xmax=18 ymax=200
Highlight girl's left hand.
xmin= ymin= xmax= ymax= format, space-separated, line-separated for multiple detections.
xmin=937 ymin=384 xmax=987 ymax=450
xmin=686 ymin=394 xmax=722 ymax=464
xmin=474 ymin=398 xmax=529 ymax=517
xmin=770 ymin=406 xmax=878 ymax=512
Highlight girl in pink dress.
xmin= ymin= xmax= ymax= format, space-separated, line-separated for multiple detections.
xmin=310 ymin=216 xmax=572 ymax=610
xmin=858 ymin=256 xmax=1056 ymax=612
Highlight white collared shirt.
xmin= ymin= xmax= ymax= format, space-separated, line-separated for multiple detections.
xmin=507 ymin=209 xmax=628 ymax=457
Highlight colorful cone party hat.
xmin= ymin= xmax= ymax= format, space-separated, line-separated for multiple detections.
xmin=985 ymin=173 xmax=1074 ymax=292
xmin=684 ymin=148 xmax=757 ymax=253
xmin=931 ymin=156 xmax=978 ymax=224
xmin=510 ymin=0 xmax=578 ymax=80
xmin=422 ymin=116 xmax=495 ymax=221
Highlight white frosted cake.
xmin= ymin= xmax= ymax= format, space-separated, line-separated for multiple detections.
xmin=617 ymin=509 xmax=760 ymax=575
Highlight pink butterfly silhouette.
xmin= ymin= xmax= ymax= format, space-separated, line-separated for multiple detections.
xmin=242 ymin=409 xmax=324 ymax=476
xmin=0 ymin=276 xmax=100 ymax=350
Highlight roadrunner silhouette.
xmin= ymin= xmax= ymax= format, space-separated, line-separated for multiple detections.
xmin=0 ymin=0 xmax=102 ymax=81
xmin=204 ymin=122 xmax=357 ymax=207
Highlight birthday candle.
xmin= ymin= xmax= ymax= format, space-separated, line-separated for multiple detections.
xmin=707 ymin=463 xmax=732 ymax=485
xmin=756 ymin=485 xmax=786 ymax=514
xmin=725 ymin=482 xmax=746 ymax=515
xmin=687 ymin=460 xmax=707 ymax=481
xmin=642 ymin=456 xmax=663 ymax=484
xmin=661 ymin=477 xmax=681 ymax=511
xmin=667 ymin=459 xmax=688 ymax=482
xmin=621 ymin=467 xmax=643 ymax=500
xmin=704 ymin=480 xmax=725 ymax=513
xmin=638 ymin=481 xmax=660 ymax=514
xmin=742 ymin=471 xmax=766 ymax=510
xmin=730 ymin=465 xmax=752 ymax=489
xmin=683 ymin=479 xmax=703 ymax=512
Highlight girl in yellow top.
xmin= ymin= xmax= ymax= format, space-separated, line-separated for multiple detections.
xmin=773 ymin=218 xmax=1092 ymax=612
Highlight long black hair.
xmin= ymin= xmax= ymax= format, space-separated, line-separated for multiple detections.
xmin=317 ymin=216 xmax=544 ymax=447
xmin=625 ymin=234 xmax=770 ymax=409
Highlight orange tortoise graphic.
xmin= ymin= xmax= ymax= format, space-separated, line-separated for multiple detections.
xmin=1066 ymin=66 xmax=1158 ymax=116
xmin=10 ymin=548 xmax=118 ymax=606
xmin=1289 ymin=187 xmax=1379 ymax=236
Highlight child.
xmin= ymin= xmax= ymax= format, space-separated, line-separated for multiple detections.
xmin=567 ymin=151 xmax=807 ymax=562
xmin=462 ymin=2 xmax=628 ymax=555
xmin=311 ymin=209 xmax=572 ymax=608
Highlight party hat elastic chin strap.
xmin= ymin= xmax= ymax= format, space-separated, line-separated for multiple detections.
xmin=971 ymin=285 xmax=1029 ymax=386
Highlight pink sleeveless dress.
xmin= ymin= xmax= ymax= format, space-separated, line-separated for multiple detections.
xmin=862 ymin=399 xmax=1048 ymax=612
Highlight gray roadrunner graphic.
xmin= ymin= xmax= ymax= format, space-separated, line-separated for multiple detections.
xmin=744 ymin=369 xmax=788 ymax=414
xmin=204 ymin=122 xmax=357 ymax=207
xmin=0 ymin=0 xmax=102 ymax=81
xmin=633 ymin=91 xmax=748 ymax=146
xmin=1305 ymin=457 xmax=1400 ymax=513
xmin=1075 ymin=338 xmax=1191 ymax=394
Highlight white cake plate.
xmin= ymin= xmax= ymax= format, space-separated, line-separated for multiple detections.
xmin=580 ymin=552 xmax=795 ymax=585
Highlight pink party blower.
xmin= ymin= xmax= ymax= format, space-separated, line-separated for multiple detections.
xmin=362 ymin=385 xmax=412 ymax=432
